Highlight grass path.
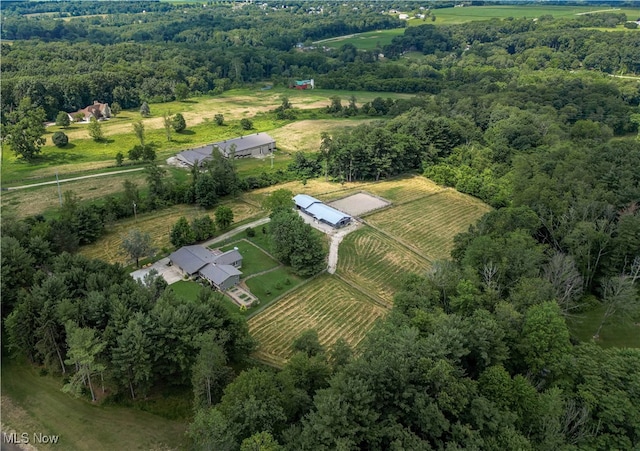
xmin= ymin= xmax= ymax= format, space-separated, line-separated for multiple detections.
xmin=1 ymin=359 xmax=187 ymax=451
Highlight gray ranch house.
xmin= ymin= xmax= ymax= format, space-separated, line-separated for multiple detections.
xmin=168 ymin=245 xmax=242 ymax=291
xmin=176 ymin=133 xmax=275 ymax=167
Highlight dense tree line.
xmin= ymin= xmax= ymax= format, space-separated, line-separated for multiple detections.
xmin=3 ymin=4 xmax=639 ymax=120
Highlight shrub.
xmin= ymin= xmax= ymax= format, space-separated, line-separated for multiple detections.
xmin=214 ymin=114 xmax=224 ymax=125
xmin=172 ymin=113 xmax=186 ymax=132
xmin=240 ymin=118 xmax=253 ymax=130
xmin=246 ymin=227 xmax=256 ymax=237
xmin=52 ymin=131 xmax=68 ymax=148
xmin=55 ymin=111 xmax=70 ymax=128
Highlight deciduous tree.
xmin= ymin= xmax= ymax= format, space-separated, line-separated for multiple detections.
xmin=120 ymin=229 xmax=155 ymax=268
xmin=2 ymin=97 xmax=46 ymax=160
xmin=56 ymin=111 xmax=70 ymax=128
xmin=215 ymin=206 xmax=234 ymax=230
xmin=88 ymin=117 xmax=104 ymax=141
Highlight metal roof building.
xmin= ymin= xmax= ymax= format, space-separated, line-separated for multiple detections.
xmin=175 ymin=133 xmax=275 ymax=166
xmin=293 ymin=194 xmax=352 ymax=228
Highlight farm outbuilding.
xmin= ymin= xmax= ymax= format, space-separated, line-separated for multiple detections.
xmin=176 ymin=133 xmax=275 ymax=166
xmin=168 ymin=245 xmax=243 ymax=291
xmin=293 ymin=194 xmax=352 ymax=228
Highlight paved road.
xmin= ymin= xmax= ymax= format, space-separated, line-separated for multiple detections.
xmin=5 ymin=168 xmax=145 ymax=191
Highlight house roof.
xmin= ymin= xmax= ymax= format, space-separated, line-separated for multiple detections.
xmin=175 ymin=145 xmax=215 ymax=166
xmin=214 ymin=249 xmax=242 ymax=265
xmin=293 ymin=194 xmax=321 ymax=209
xmin=169 ymin=245 xmax=218 ymax=275
xmin=199 ymin=263 xmax=242 ymax=286
xmin=305 ymin=202 xmax=352 ymax=226
xmin=176 ymin=133 xmax=274 ymax=165
xmin=217 ymin=133 xmax=275 ymax=154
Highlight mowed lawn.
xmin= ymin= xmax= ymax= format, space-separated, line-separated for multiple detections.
xmin=218 ymin=239 xmax=280 ymax=277
xmin=337 ymin=226 xmax=431 ymax=306
xmin=248 ymin=275 xmax=387 ymax=367
xmin=366 ymin=190 xmax=491 ymax=261
xmin=1 ymin=359 xmax=187 ymax=451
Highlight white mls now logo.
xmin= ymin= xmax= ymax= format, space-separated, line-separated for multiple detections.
xmin=2 ymin=432 xmax=60 ymax=445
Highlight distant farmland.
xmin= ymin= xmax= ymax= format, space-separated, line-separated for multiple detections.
xmin=318 ymin=5 xmax=640 ymax=49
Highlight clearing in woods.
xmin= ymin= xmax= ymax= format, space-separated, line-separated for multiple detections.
xmin=248 ymin=176 xmax=492 ymax=366
xmin=248 ymin=274 xmax=387 ymax=367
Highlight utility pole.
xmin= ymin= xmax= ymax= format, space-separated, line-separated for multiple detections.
xmin=270 ymin=151 xmax=274 ymax=169
xmin=56 ymin=171 xmax=63 ymax=206
xmin=133 ymin=202 xmax=137 ymax=222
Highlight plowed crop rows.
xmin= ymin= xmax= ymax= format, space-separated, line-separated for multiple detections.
xmin=80 ymin=200 xmax=261 ymax=264
xmin=248 ymin=275 xmax=387 ymax=365
xmin=337 ymin=227 xmax=431 ymax=304
xmin=366 ymin=191 xmax=491 ymax=261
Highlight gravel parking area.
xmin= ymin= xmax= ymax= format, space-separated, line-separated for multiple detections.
xmin=328 ymin=192 xmax=390 ymax=217
xmin=130 ymin=257 xmax=183 ymax=285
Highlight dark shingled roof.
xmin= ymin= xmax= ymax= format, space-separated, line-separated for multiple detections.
xmin=199 ymin=264 xmax=242 ymax=286
xmin=168 ymin=245 xmax=217 ymax=275
xmin=214 ymin=249 xmax=242 ymax=265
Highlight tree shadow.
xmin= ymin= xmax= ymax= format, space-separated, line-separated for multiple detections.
xmin=33 ymin=151 xmax=82 ymax=165
xmin=178 ymin=130 xmax=196 ymax=136
xmin=180 ymin=100 xmax=197 ymax=104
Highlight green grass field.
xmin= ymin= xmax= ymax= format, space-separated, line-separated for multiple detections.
xmin=1 ymin=359 xmax=187 ymax=450
xmin=366 ymin=190 xmax=491 ymax=261
xmin=247 ymin=274 xmax=387 ymax=367
xmin=218 ymin=239 xmax=280 ymax=277
xmin=245 ymin=266 xmax=304 ymax=306
xmin=337 ymin=226 xmax=431 ymax=306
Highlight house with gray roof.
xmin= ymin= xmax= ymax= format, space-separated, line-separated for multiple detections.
xmin=293 ymin=194 xmax=352 ymax=228
xmin=176 ymin=133 xmax=275 ymax=166
xmin=168 ymin=245 xmax=243 ymax=290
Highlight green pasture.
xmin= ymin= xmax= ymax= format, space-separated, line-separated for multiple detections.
xmin=316 ymin=28 xmax=405 ymax=50
xmin=0 ymin=358 xmax=188 ymax=450
xmin=319 ymin=6 xmax=640 ymax=50
xmin=218 ymin=239 xmax=280 ymax=277
xmin=424 ymin=6 xmax=640 ymax=24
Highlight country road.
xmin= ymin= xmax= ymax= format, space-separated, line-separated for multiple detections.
xmin=4 ymin=167 xmax=145 ymax=191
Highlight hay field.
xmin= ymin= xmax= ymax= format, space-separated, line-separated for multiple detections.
xmin=248 ymin=275 xmax=387 ymax=367
xmin=366 ymin=190 xmax=491 ymax=261
xmin=1 ymin=172 xmax=148 ymax=219
xmin=337 ymin=227 xmax=431 ymax=305
xmin=268 ymin=119 xmax=373 ymax=153
xmin=80 ymin=200 xmax=261 ymax=264
xmin=364 ymin=175 xmax=445 ymax=205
